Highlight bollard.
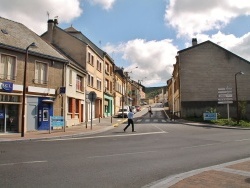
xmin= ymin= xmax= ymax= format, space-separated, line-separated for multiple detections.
xmin=99 ymin=115 xmax=101 ymax=123
xmin=111 ymin=116 xmax=112 ymax=123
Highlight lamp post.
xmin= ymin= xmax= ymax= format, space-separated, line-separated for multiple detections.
xmin=21 ymin=42 xmax=37 ymax=137
xmin=235 ymin=71 xmax=244 ymax=124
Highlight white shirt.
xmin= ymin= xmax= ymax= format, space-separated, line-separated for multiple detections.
xmin=127 ymin=111 xmax=134 ymax=119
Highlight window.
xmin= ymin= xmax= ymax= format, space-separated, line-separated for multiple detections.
xmin=88 ymin=52 xmax=94 ymax=66
xmin=68 ymin=97 xmax=73 ymax=113
xmin=97 ymin=79 xmax=102 ymax=90
xmin=97 ymin=60 xmax=102 ymax=72
xmin=110 ymin=65 xmax=113 ymax=75
xmin=69 ymin=69 xmax=72 ymax=85
xmin=87 ymin=74 xmax=94 ymax=87
xmin=76 ymin=75 xmax=83 ymax=91
xmin=35 ymin=61 xmax=48 ymax=84
xmin=105 ymin=62 xmax=109 ymax=74
xmin=110 ymin=81 xmax=112 ymax=93
xmin=105 ymin=79 xmax=109 ymax=91
xmin=0 ymin=54 xmax=16 ymax=80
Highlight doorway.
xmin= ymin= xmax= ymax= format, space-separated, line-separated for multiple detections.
xmin=0 ymin=104 xmax=19 ymax=133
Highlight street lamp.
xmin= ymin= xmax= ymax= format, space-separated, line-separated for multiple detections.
xmin=235 ymin=71 xmax=244 ymax=124
xmin=21 ymin=42 xmax=37 ymax=137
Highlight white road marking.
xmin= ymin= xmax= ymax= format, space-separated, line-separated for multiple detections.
xmin=87 ymin=150 xmax=158 ymax=159
xmin=40 ymin=131 xmax=167 ymax=142
xmin=152 ymin=125 xmax=166 ymax=132
xmin=0 ymin=160 xmax=48 ymax=166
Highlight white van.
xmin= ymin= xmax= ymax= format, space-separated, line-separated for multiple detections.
xmin=117 ymin=106 xmax=131 ymax=118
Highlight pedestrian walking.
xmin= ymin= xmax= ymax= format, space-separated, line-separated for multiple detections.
xmin=123 ymin=109 xmax=135 ymax=132
xmin=148 ymin=106 xmax=153 ymax=116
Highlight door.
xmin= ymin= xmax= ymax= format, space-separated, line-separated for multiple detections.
xmin=27 ymin=104 xmax=38 ymax=131
xmin=0 ymin=104 xmax=4 ymax=132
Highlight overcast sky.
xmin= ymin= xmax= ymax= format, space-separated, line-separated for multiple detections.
xmin=1 ymin=0 xmax=250 ymax=87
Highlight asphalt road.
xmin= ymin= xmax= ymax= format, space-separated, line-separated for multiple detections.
xmin=0 ymin=104 xmax=250 ymax=187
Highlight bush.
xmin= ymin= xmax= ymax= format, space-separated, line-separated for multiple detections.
xmin=185 ymin=117 xmax=250 ymax=128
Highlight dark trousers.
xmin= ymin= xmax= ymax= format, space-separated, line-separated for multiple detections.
xmin=124 ymin=119 xmax=134 ymax=131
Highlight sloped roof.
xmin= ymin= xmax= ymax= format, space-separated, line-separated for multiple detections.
xmin=0 ymin=16 xmax=67 ymax=62
xmin=64 ymin=26 xmax=114 ymax=63
xmin=178 ymin=40 xmax=250 ymax=64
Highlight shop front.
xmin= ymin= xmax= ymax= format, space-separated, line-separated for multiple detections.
xmin=0 ymin=94 xmax=21 ymax=133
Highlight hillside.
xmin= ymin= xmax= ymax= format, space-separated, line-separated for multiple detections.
xmin=145 ymin=86 xmax=166 ymax=98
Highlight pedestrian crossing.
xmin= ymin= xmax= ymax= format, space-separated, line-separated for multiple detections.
xmin=130 ymin=118 xmax=170 ymax=124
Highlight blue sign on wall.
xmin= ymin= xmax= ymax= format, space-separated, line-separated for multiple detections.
xmin=203 ymin=113 xmax=217 ymax=120
xmin=0 ymin=112 xmax=4 ymax=119
xmin=1 ymin=82 xmax=13 ymax=92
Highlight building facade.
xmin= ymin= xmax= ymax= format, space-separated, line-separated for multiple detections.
xmin=169 ymin=39 xmax=250 ymax=119
xmin=0 ymin=17 xmax=67 ymax=133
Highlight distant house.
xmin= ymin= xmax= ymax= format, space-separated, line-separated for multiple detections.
xmin=0 ymin=17 xmax=67 ymax=133
xmin=168 ymin=39 xmax=250 ymax=119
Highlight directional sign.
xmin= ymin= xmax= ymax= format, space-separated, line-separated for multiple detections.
xmin=218 ymin=98 xmax=233 ymax=101
xmin=218 ymin=94 xmax=233 ymax=98
xmin=218 ymin=101 xmax=233 ymax=104
xmin=218 ymin=90 xmax=232 ymax=94
xmin=218 ymin=87 xmax=233 ymax=104
xmin=218 ymin=87 xmax=232 ymax=91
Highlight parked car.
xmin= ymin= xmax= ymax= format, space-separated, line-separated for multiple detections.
xmin=135 ymin=105 xmax=141 ymax=112
xmin=131 ymin=106 xmax=137 ymax=113
xmin=117 ymin=106 xmax=130 ymax=118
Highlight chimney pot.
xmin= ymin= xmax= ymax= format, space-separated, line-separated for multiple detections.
xmin=192 ymin=38 xmax=197 ymax=46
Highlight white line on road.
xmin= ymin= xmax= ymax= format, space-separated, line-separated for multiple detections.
xmin=0 ymin=160 xmax=48 ymax=166
xmin=152 ymin=125 xmax=166 ymax=132
xmin=87 ymin=150 xmax=158 ymax=159
xmin=39 ymin=131 xmax=167 ymax=142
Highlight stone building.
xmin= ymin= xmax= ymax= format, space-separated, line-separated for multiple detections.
xmin=168 ymin=39 xmax=250 ymax=119
xmin=0 ymin=17 xmax=67 ymax=133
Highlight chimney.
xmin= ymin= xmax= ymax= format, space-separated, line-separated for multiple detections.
xmin=47 ymin=19 xmax=54 ymax=43
xmin=192 ymin=38 xmax=197 ymax=46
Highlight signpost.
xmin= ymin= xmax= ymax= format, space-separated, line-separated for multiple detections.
xmin=88 ymin=91 xmax=97 ymax=130
xmin=218 ymin=87 xmax=233 ymax=120
xmin=49 ymin=116 xmax=65 ymax=134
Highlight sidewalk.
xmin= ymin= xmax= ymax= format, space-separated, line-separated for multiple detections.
xmin=0 ymin=116 xmax=127 ymax=142
xmin=148 ymin=157 xmax=250 ymax=188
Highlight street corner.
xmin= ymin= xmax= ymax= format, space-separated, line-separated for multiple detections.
xmin=113 ymin=119 xmax=127 ymax=127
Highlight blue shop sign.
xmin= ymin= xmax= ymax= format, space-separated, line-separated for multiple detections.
xmin=1 ymin=82 xmax=13 ymax=92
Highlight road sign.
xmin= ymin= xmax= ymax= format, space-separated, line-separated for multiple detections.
xmin=218 ymin=101 xmax=233 ymax=104
xmin=218 ymin=87 xmax=232 ymax=91
xmin=218 ymin=87 xmax=233 ymax=104
xmin=218 ymin=90 xmax=232 ymax=94
xmin=218 ymin=98 xmax=233 ymax=101
xmin=88 ymin=91 xmax=97 ymax=102
xmin=218 ymin=94 xmax=233 ymax=98
xmin=59 ymin=87 xmax=66 ymax=94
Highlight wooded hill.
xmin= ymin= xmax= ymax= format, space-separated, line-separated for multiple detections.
xmin=145 ymin=86 xmax=166 ymax=99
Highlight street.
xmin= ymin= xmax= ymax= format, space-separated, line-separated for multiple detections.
xmin=0 ymin=104 xmax=250 ymax=187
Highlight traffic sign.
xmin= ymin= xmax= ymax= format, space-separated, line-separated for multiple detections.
xmin=88 ymin=91 xmax=97 ymax=102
